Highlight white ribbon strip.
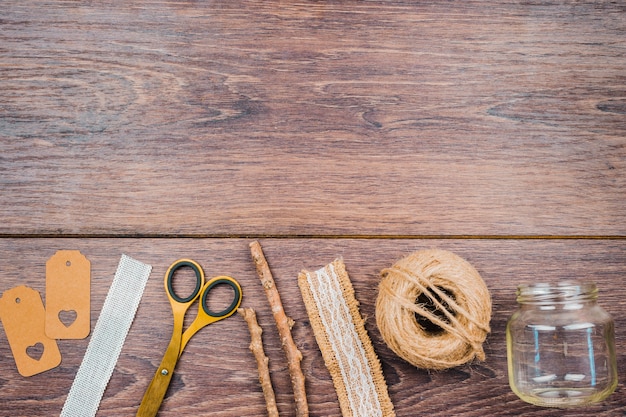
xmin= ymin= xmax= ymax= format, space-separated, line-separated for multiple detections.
xmin=60 ymin=254 xmax=152 ymax=417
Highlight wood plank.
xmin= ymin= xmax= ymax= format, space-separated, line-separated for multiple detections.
xmin=0 ymin=238 xmax=623 ymax=416
xmin=1 ymin=1 xmax=624 ymax=236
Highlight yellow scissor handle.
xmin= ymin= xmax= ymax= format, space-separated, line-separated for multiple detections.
xmin=137 ymin=260 xmax=243 ymax=417
xmin=164 ymin=259 xmax=205 ymax=308
xmin=138 ymin=259 xmax=205 ymax=417
xmin=180 ymin=275 xmax=243 ymax=353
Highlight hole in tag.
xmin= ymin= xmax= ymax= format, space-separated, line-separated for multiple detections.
xmin=26 ymin=343 xmax=45 ymax=361
xmin=59 ymin=310 xmax=77 ymax=328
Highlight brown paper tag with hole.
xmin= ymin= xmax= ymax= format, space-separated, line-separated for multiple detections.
xmin=0 ymin=286 xmax=62 ymax=376
xmin=45 ymin=250 xmax=91 ymax=339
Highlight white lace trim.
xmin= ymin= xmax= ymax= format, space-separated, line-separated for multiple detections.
xmin=306 ymin=263 xmax=383 ymax=417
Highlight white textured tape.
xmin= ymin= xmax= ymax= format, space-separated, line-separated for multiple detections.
xmin=60 ymin=254 xmax=152 ymax=417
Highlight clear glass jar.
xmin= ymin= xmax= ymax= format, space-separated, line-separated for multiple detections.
xmin=506 ymin=281 xmax=617 ymax=407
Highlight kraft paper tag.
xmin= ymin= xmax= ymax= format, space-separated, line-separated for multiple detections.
xmin=0 ymin=286 xmax=62 ymax=376
xmin=45 ymin=250 xmax=91 ymax=339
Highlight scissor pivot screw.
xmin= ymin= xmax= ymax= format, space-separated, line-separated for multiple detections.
xmin=161 ymin=369 xmax=169 ymax=376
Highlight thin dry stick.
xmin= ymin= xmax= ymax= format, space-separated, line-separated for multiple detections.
xmin=249 ymin=241 xmax=309 ymax=417
xmin=238 ymin=308 xmax=279 ymax=417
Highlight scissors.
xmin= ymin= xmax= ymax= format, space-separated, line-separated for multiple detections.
xmin=136 ymin=259 xmax=242 ymax=417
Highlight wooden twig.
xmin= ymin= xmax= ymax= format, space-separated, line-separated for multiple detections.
xmin=249 ymin=241 xmax=309 ymax=417
xmin=238 ymin=308 xmax=279 ymax=417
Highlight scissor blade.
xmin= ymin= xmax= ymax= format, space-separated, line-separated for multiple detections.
xmin=136 ymin=338 xmax=181 ymax=417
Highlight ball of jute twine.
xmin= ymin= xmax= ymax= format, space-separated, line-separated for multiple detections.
xmin=376 ymin=249 xmax=491 ymax=370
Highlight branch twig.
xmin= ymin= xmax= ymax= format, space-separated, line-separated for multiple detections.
xmin=249 ymin=240 xmax=309 ymax=417
xmin=238 ymin=308 xmax=279 ymax=417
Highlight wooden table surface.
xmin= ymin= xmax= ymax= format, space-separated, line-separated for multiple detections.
xmin=1 ymin=1 xmax=624 ymax=416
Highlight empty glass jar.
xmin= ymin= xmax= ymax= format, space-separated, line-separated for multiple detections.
xmin=506 ymin=281 xmax=617 ymax=407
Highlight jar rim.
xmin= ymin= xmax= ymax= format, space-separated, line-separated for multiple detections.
xmin=516 ymin=281 xmax=598 ymax=303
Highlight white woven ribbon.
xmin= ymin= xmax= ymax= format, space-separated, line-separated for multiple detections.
xmin=60 ymin=254 xmax=152 ymax=417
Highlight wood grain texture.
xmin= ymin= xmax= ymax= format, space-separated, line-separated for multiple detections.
xmin=1 ymin=0 xmax=624 ymax=236
xmin=1 ymin=1 xmax=625 ymax=416
xmin=0 ymin=238 xmax=624 ymax=416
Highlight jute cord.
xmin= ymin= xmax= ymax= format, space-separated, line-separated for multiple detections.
xmin=376 ymin=249 xmax=491 ymax=370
